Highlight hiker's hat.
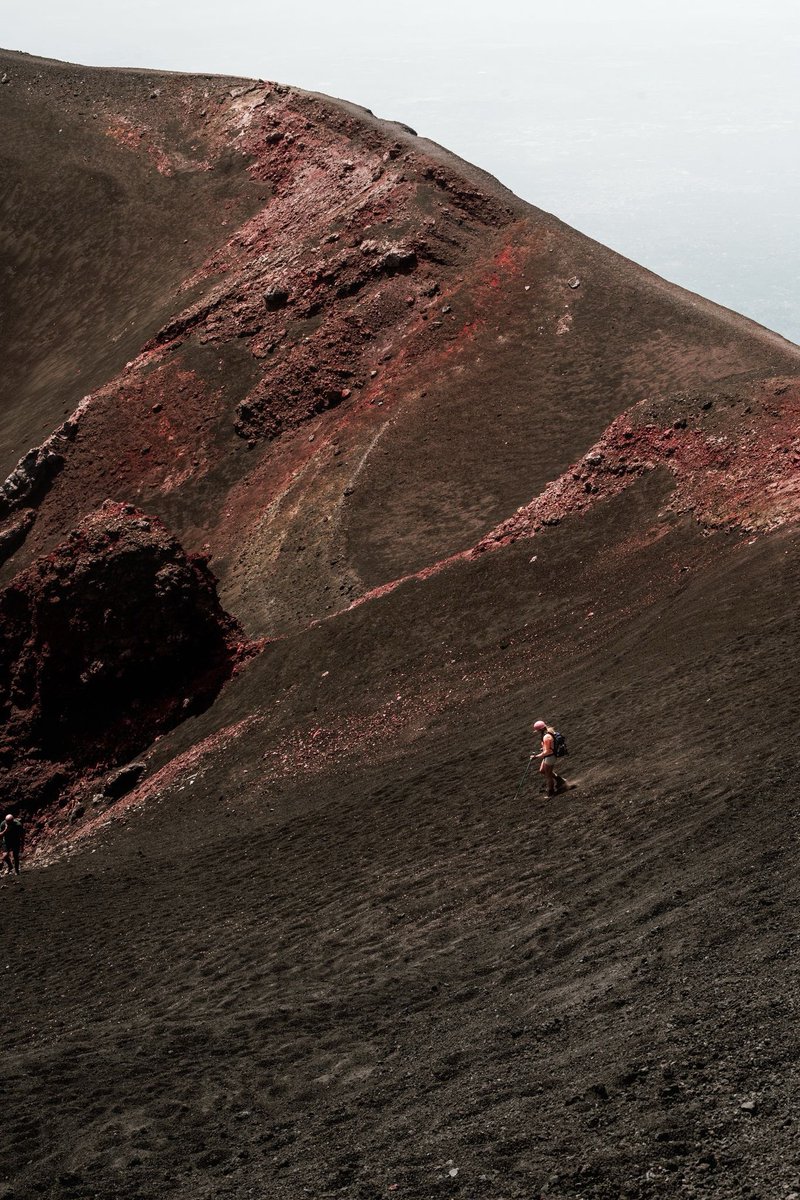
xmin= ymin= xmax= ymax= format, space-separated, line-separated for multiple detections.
xmin=533 ymin=720 xmax=547 ymax=731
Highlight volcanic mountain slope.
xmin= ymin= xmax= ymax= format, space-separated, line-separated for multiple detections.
xmin=1 ymin=49 xmax=800 ymax=1200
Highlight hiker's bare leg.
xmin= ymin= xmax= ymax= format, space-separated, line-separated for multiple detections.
xmin=540 ymin=761 xmax=556 ymax=796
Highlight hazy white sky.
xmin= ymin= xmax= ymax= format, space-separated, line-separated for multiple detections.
xmin=4 ymin=0 xmax=799 ymax=343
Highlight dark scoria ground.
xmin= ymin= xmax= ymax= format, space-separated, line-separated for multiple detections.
xmin=1 ymin=49 xmax=800 ymax=1200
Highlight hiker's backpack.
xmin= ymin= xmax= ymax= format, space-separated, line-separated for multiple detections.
xmin=3 ymin=817 xmax=22 ymax=846
xmin=551 ymin=730 xmax=568 ymax=757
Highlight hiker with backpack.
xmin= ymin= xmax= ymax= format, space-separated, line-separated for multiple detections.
xmin=0 ymin=812 xmax=24 ymax=876
xmin=531 ymin=720 xmax=569 ymax=797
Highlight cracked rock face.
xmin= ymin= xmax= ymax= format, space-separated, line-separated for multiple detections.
xmin=0 ymin=499 xmax=245 ymax=819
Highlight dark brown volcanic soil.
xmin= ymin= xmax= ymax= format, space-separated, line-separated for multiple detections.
xmin=1 ymin=49 xmax=799 ymax=1200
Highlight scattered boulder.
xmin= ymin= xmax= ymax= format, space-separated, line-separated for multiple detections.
xmin=103 ymin=762 xmax=147 ymax=799
xmin=264 ymin=286 xmax=290 ymax=311
xmin=359 ymin=240 xmax=418 ymax=277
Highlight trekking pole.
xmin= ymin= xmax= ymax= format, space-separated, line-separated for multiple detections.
xmin=513 ymin=756 xmax=534 ymax=802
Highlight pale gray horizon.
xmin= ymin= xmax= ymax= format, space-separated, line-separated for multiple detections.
xmin=4 ymin=0 xmax=799 ymax=344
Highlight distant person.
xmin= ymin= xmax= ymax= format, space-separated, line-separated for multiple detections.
xmin=531 ymin=720 xmax=569 ymax=797
xmin=0 ymin=813 xmax=24 ymax=876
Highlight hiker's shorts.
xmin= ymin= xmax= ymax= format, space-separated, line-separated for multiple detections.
xmin=540 ymin=755 xmax=557 ymax=769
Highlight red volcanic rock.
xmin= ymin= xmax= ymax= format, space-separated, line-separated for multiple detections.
xmin=0 ymin=500 xmax=244 ymax=818
xmin=474 ymin=377 xmax=800 ymax=551
xmin=4 ymin=51 xmax=798 ymax=643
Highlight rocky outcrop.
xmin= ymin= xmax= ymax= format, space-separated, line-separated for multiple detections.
xmin=102 ymin=761 xmax=147 ymax=799
xmin=0 ymin=509 xmax=35 ymax=569
xmin=0 ymin=500 xmax=247 ymax=818
xmin=473 ymin=377 xmax=800 ymax=552
xmin=0 ymin=404 xmax=86 ymax=518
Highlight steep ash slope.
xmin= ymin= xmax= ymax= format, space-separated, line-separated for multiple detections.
xmin=0 ymin=49 xmax=799 ymax=1200
xmin=1 ymin=49 xmax=797 ymax=637
xmin=4 ymin=485 xmax=800 ymax=1200
xmin=0 ymin=50 xmax=264 ymax=479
